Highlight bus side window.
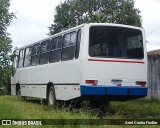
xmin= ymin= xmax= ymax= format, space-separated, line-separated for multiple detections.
xmin=62 ymin=32 xmax=77 ymax=61
xmin=75 ymin=29 xmax=81 ymax=59
xmin=17 ymin=49 xmax=24 ymax=68
xmin=50 ymin=36 xmax=62 ymax=63
xmin=12 ymin=52 xmax=18 ymax=76
xmin=40 ymin=40 xmax=50 ymax=65
xmin=31 ymin=43 xmax=40 ymax=66
xmin=24 ymin=46 xmax=32 ymax=67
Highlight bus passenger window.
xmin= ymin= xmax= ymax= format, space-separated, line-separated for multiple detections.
xmin=24 ymin=46 xmax=32 ymax=67
xmin=50 ymin=36 xmax=62 ymax=63
xmin=62 ymin=32 xmax=76 ymax=61
xmin=40 ymin=40 xmax=50 ymax=65
xmin=31 ymin=43 xmax=40 ymax=66
xmin=17 ymin=49 xmax=24 ymax=68
xmin=75 ymin=29 xmax=81 ymax=59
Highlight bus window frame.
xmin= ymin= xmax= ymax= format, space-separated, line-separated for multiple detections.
xmin=49 ymin=36 xmax=62 ymax=63
xmin=17 ymin=49 xmax=24 ymax=68
xmin=23 ymin=46 xmax=32 ymax=67
xmin=61 ymin=31 xmax=77 ymax=61
xmin=31 ymin=43 xmax=41 ymax=66
xmin=75 ymin=29 xmax=82 ymax=59
xmin=88 ymin=26 xmax=144 ymax=59
xmin=39 ymin=39 xmax=51 ymax=65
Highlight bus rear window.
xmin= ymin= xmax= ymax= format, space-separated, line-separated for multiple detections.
xmin=89 ymin=26 xmax=144 ymax=59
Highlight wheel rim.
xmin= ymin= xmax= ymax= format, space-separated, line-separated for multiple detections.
xmin=49 ymin=90 xmax=54 ymax=106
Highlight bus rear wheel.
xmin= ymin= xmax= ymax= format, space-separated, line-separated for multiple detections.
xmin=17 ymin=88 xmax=22 ymax=100
xmin=17 ymin=88 xmax=26 ymax=101
xmin=48 ymin=86 xmax=56 ymax=107
xmin=90 ymin=100 xmax=110 ymax=114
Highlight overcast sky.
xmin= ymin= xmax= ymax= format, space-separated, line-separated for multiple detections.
xmin=8 ymin=0 xmax=160 ymax=52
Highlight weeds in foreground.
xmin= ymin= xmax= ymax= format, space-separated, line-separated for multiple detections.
xmin=0 ymin=96 xmax=160 ymax=128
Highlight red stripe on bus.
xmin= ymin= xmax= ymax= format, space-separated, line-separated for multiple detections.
xmin=88 ymin=59 xmax=144 ymax=64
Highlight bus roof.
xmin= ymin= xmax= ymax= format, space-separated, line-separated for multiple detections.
xmin=15 ymin=23 xmax=143 ymax=50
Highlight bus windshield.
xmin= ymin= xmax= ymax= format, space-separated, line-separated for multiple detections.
xmin=89 ymin=26 xmax=144 ymax=59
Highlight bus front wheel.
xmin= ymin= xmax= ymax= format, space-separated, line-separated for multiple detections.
xmin=48 ymin=86 xmax=56 ymax=107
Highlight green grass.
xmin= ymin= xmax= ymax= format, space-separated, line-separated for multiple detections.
xmin=0 ymin=96 xmax=160 ymax=128
xmin=107 ymin=99 xmax=160 ymax=119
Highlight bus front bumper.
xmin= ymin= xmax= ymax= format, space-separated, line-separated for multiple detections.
xmin=80 ymin=85 xmax=148 ymax=101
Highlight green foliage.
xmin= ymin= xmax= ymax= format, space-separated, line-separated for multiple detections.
xmin=0 ymin=66 xmax=11 ymax=87
xmin=49 ymin=0 xmax=142 ymax=35
xmin=0 ymin=84 xmax=10 ymax=95
xmin=0 ymin=0 xmax=14 ymax=87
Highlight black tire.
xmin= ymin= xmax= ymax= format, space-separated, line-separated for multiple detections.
xmin=48 ymin=86 xmax=56 ymax=107
xmin=17 ymin=88 xmax=22 ymax=100
xmin=17 ymin=88 xmax=26 ymax=101
xmin=40 ymin=99 xmax=47 ymax=105
xmin=90 ymin=100 xmax=110 ymax=114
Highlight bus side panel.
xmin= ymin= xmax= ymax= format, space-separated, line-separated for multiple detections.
xmin=21 ymin=67 xmax=30 ymax=84
xmin=21 ymin=85 xmax=28 ymax=96
xmin=11 ymin=74 xmax=17 ymax=86
xmin=16 ymin=69 xmax=23 ymax=84
xmin=11 ymin=73 xmax=17 ymax=95
xmin=29 ymin=66 xmax=40 ymax=85
xmin=11 ymin=69 xmax=21 ymax=96
xmin=39 ymin=85 xmax=47 ymax=99
xmin=55 ymin=85 xmax=80 ymax=100
xmin=37 ymin=64 xmax=49 ymax=85
xmin=11 ymin=85 xmax=16 ymax=95
xmin=48 ymin=60 xmax=81 ymax=100
xmin=47 ymin=60 xmax=80 ymax=83
xmin=21 ymin=85 xmax=47 ymax=98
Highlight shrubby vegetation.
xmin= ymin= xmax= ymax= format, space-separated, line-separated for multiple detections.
xmin=49 ymin=0 xmax=142 ymax=34
xmin=0 ymin=0 xmax=14 ymax=90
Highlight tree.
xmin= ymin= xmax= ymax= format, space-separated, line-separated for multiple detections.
xmin=49 ymin=0 xmax=142 ymax=35
xmin=0 ymin=0 xmax=14 ymax=87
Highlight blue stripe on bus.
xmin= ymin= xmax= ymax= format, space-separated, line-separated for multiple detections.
xmin=80 ymin=85 xmax=148 ymax=96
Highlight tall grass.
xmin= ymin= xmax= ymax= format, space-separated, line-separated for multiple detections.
xmin=0 ymin=96 xmax=160 ymax=128
xmin=0 ymin=96 xmax=24 ymax=119
xmin=108 ymin=100 xmax=160 ymax=119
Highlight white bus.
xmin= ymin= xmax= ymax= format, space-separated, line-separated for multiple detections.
xmin=11 ymin=23 xmax=148 ymax=106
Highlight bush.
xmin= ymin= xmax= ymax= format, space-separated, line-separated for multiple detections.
xmin=0 ymin=85 xmax=10 ymax=95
